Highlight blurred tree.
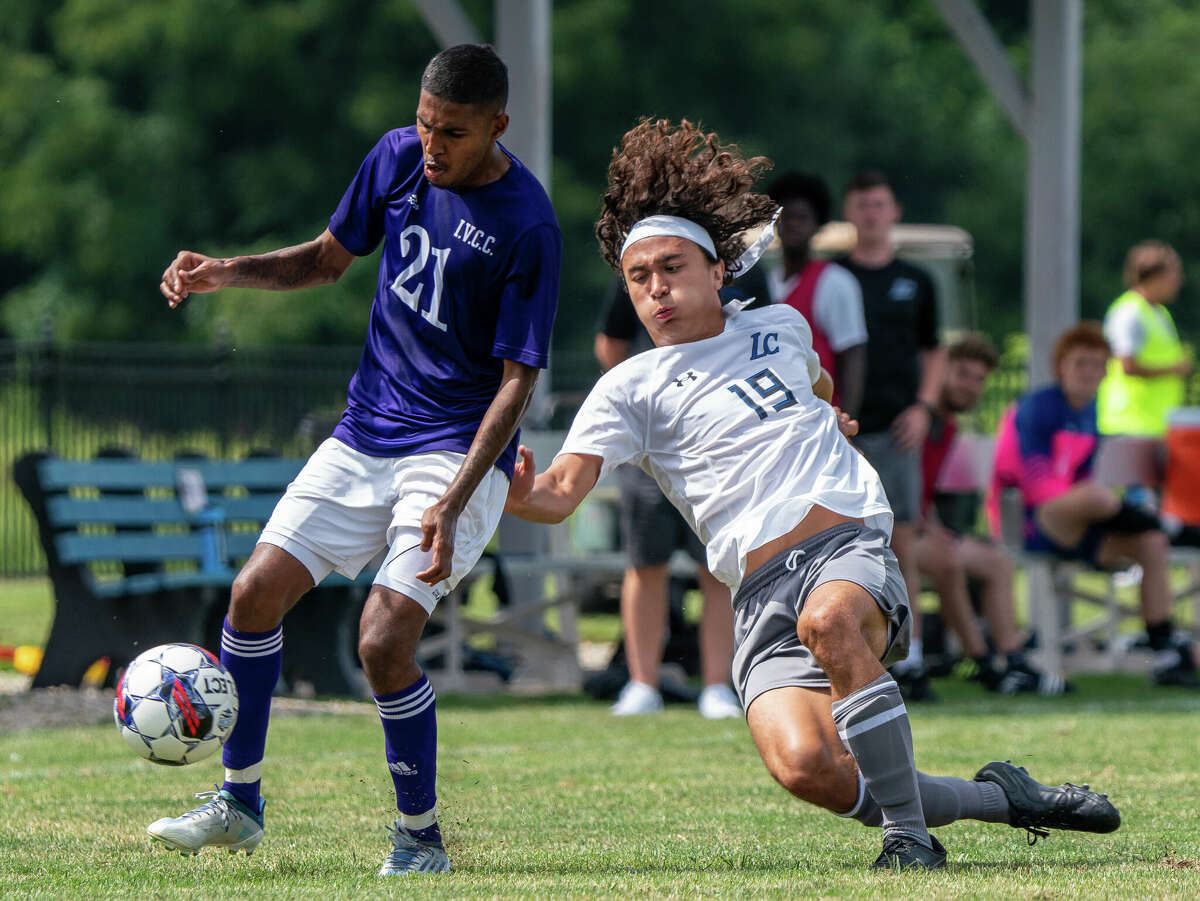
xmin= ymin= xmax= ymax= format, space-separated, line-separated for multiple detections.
xmin=0 ymin=0 xmax=446 ymax=343
xmin=0 ymin=0 xmax=1197 ymax=388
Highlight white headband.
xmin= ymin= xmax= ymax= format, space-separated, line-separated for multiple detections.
xmin=620 ymin=215 xmax=717 ymax=262
xmin=618 ymin=208 xmax=782 ymax=276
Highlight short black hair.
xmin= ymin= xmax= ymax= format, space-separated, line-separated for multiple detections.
xmin=421 ymin=44 xmax=508 ymax=110
xmin=767 ymin=172 xmax=832 ymax=225
xmin=845 ymin=168 xmax=892 ymax=195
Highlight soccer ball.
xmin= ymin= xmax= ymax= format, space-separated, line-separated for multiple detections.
xmin=113 ymin=643 xmax=238 ymax=766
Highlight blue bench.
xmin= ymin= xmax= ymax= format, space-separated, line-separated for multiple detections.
xmin=14 ymin=452 xmax=373 ymax=692
xmin=15 ymin=440 xmax=652 ymax=695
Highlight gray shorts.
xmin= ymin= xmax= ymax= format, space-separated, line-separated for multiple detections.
xmin=618 ymin=465 xmax=705 ymax=567
xmin=854 ymin=430 xmax=921 ymax=523
xmin=731 ymin=523 xmax=911 ymax=711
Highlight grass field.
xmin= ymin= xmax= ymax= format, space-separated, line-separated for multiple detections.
xmin=2 ymin=677 xmax=1199 ymax=899
xmin=0 ymin=578 xmax=54 ymax=652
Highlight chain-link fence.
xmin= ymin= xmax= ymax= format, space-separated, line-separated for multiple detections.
xmin=18 ymin=333 xmax=1189 ymax=577
xmin=0 ymin=338 xmax=362 ymax=575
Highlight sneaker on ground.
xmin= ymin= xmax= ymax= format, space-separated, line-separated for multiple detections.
xmin=1151 ymin=647 xmax=1199 ymax=687
xmin=379 ymin=821 xmax=450 ymax=875
xmin=147 ymin=788 xmax=264 ymax=856
xmin=697 ymin=683 xmax=742 ymax=719
xmin=870 ymin=833 xmax=947 ymax=871
xmin=973 ymin=760 xmax=1120 ymax=842
xmin=890 ymin=664 xmax=937 ymax=703
xmin=610 ymin=680 xmax=663 ymax=716
xmin=996 ymin=662 xmax=1070 ymax=696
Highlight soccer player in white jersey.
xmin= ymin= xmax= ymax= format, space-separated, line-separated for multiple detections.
xmin=505 ymin=118 xmax=1120 ymax=870
xmin=151 ymin=45 xmax=560 ymax=875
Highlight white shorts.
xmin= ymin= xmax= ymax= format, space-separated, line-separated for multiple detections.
xmin=258 ymin=438 xmax=508 ymax=613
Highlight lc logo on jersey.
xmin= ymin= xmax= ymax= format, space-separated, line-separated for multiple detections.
xmin=750 ymin=331 xmax=780 ymax=360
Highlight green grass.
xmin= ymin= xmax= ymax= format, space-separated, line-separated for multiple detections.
xmin=0 ymin=577 xmax=53 ymax=649
xmin=2 ymin=677 xmax=1199 ymax=898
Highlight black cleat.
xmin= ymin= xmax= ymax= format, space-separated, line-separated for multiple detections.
xmin=974 ymin=760 xmax=1120 ymax=843
xmin=996 ymin=661 xmax=1071 ymax=697
xmin=870 ymin=833 xmax=947 ymax=871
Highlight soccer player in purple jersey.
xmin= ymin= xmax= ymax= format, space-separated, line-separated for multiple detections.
xmin=150 ymin=44 xmax=561 ymax=875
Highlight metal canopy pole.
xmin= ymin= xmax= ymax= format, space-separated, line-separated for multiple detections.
xmin=932 ymin=0 xmax=1082 ymax=388
xmin=931 ymin=0 xmax=1030 ymax=140
xmin=1025 ymin=0 xmax=1082 ymax=387
xmin=496 ymin=0 xmax=553 ymax=192
xmin=410 ymin=0 xmax=482 ymax=47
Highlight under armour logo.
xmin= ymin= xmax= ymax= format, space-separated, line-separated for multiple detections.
xmin=672 ymin=370 xmax=698 ymax=387
xmin=406 ymin=193 xmax=420 ymax=208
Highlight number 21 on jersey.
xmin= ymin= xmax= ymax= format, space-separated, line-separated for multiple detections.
xmin=389 ymin=224 xmax=450 ymax=331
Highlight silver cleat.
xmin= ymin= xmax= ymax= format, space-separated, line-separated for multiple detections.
xmin=379 ymin=820 xmax=450 ymax=875
xmin=147 ymin=788 xmax=264 ymax=856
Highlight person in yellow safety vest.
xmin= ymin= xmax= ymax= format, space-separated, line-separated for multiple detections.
xmin=1098 ymin=240 xmax=1190 ymax=436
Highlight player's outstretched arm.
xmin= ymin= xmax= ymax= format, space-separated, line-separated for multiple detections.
xmin=159 ymin=228 xmax=355 ymax=308
xmin=505 ymin=447 xmax=602 ymax=524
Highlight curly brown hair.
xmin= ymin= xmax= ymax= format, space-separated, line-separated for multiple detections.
xmin=595 ymin=118 xmax=776 ymax=279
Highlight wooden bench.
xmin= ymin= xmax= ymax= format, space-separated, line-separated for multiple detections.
xmin=13 ymin=435 xmax=633 ymax=695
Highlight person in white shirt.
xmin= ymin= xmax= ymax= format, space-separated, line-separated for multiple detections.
xmin=504 ymin=118 xmax=1120 ymax=870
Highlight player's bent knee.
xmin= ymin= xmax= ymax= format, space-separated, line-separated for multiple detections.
xmin=796 ymin=603 xmax=854 ymax=659
xmin=357 ymin=589 xmax=427 ymax=692
xmin=228 ymin=565 xmax=291 ymax=630
xmin=765 ymin=740 xmax=854 ymax=809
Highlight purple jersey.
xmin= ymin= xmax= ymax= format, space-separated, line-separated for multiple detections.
xmin=327 ymin=127 xmax=561 ymax=478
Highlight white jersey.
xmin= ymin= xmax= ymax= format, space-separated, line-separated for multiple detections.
xmin=558 ymin=304 xmax=892 ymax=591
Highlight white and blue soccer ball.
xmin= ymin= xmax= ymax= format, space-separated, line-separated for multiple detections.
xmin=113 ymin=643 xmax=238 ymax=766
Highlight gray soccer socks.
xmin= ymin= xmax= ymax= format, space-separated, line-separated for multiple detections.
xmin=840 ymin=769 xmax=1010 ymax=827
xmin=831 ymin=673 xmax=931 ymax=846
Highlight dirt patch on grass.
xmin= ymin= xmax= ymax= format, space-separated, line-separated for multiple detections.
xmin=0 ymin=680 xmax=374 ymax=735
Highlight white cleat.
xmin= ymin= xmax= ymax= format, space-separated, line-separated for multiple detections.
xmin=379 ymin=821 xmax=450 ymax=875
xmin=610 ymin=680 xmax=664 ymax=716
xmin=698 ymin=683 xmax=742 ymax=719
xmin=147 ymin=789 xmax=264 ymax=856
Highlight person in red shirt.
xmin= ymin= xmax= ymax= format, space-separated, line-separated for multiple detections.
xmin=917 ymin=335 xmax=1065 ymax=694
xmin=766 ymin=172 xmax=867 ymax=417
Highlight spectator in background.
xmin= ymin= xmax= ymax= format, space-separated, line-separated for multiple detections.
xmin=593 ymin=274 xmax=767 ymax=718
xmin=767 ymin=172 xmax=867 ymax=417
xmin=838 ymin=170 xmax=945 ymax=700
xmin=918 ymin=335 xmax=1065 ymax=695
xmin=992 ymin=322 xmax=1197 ymax=687
xmin=1098 ymin=241 xmax=1190 ymax=437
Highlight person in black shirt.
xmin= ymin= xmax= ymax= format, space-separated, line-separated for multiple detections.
xmin=838 ymin=170 xmax=945 ymax=700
